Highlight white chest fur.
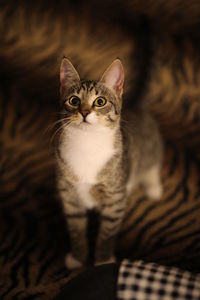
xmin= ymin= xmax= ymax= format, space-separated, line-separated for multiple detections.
xmin=60 ymin=125 xmax=116 ymax=208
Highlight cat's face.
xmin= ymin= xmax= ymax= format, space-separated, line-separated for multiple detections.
xmin=60 ymin=59 xmax=124 ymax=130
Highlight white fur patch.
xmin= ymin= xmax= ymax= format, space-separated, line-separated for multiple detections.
xmin=60 ymin=123 xmax=116 ymax=209
xmin=86 ymin=111 xmax=98 ymax=125
xmin=76 ymin=182 xmax=96 ymax=209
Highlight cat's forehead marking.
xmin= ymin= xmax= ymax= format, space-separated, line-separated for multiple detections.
xmin=72 ymin=80 xmax=101 ymax=105
xmin=81 ymin=81 xmax=97 ymax=93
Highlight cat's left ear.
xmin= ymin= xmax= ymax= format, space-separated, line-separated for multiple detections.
xmin=100 ymin=59 xmax=124 ymax=96
xmin=60 ymin=58 xmax=80 ymax=92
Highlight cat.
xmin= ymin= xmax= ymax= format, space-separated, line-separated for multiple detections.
xmin=56 ymin=58 xmax=163 ymax=269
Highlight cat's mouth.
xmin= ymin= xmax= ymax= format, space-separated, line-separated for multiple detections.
xmin=70 ymin=119 xmax=92 ymax=128
xmin=78 ymin=119 xmax=92 ymax=127
xmin=80 ymin=115 xmax=92 ymax=124
xmin=81 ymin=120 xmax=91 ymax=126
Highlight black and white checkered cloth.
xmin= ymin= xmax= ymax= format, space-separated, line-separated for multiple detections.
xmin=117 ymin=260 xmax=200 ymax=300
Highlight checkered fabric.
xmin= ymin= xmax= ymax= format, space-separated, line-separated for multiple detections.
xmin=117 ymin=260 xmax=200 ymax=300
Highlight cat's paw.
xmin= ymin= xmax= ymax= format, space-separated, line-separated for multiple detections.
xmin=95 ymin=255 xmax=116 ymax=266
xmin=65 ymin=253 xmax=83 ymax=270
xmin=146 ymin=183 xmax=163 ymax=200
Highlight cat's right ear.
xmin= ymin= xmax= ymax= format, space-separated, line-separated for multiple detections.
xmin=100 ymin=59 xmax=124 ymax=97
xmin=60 ymin=58 xmax=80 ymax=92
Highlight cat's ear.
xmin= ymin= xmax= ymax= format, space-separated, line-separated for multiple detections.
xmin=60 ymin=58 xmax=80 ymax=92
xmin=100 ymin=59 xmax=124 ymax=96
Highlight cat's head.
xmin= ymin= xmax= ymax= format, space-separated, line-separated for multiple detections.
xmin=59 ymin=58 xmax=124 ymax=129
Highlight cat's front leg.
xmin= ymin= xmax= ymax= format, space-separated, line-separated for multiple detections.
xmin=63 ymin=201 xmax=88 ymax=269
xmin=95 ymin=198 xmax=126 ymax=265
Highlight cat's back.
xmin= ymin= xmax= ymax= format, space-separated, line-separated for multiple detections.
xmin=123 ymin=107 xmax=158 ymax=131
xmin=123 ymin=108 xmax=163 ymax=170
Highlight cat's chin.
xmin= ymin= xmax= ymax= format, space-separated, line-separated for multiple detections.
xmin=69 ymin=120 xmax=111 ymax=132
xmin=79 ymin=121 xmax=93 ymax=129
xmin=69 ymin=121 xmax=92 ymax=130
xmin=74 ymin=120 xmax=101 ymax=130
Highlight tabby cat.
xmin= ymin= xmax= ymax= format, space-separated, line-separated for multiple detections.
xmin=56 ymin=58 xmax=163 ymax=269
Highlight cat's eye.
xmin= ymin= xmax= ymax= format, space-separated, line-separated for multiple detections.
xmin=93 ymin=97 xmax=107 ymax=107
xmin=67 ymin=96 xmax=80 ymax=107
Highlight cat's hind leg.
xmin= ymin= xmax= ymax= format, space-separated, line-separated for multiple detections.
xmin=142 ymin=165 xmax=163 ymax=200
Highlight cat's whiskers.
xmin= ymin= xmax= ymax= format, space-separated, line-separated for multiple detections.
xmin=50 ymin=124 xmax=67 ymax=147
xmin=49 ymin=119 xmax=71 ymax=146
xmin=120 ymin=117 xmax=132 ymax=134
xmin=44 ymin=117 xmax=70 ymax=136
xmin=120 ymin=117 xmax=128 ymax=124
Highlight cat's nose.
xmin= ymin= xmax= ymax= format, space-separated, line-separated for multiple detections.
xmin=81 ymin=110 xmax=90 ymax=118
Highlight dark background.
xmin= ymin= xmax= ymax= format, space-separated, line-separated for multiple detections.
xmin=0 ymin=1 xmax=200 ymax=299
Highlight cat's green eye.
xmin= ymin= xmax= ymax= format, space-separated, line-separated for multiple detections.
xmin=68 ymin=96 xmax=80 ymax=107
xmin=93 ymin=97 xmax=107 ymax=107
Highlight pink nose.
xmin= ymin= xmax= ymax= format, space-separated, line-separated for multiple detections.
xmin=81 ymin=110 xmax=90 ymax=118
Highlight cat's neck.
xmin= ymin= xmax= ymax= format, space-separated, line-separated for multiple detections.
xmin=60 ymin=124 xmax=119 ymax=184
